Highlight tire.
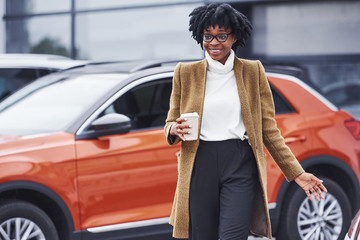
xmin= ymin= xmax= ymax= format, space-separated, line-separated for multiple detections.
xmin=0 ymin=200 xmax=59 ymax=240
xmin=277 ymin=178 xmax=351 ymax=240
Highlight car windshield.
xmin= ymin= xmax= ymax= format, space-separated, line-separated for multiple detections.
xmin=0 ymin=74 xmax=125 ymax=136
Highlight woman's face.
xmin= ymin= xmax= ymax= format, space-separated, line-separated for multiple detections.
xmin=203 ymin=25 xmax=236 ymax=65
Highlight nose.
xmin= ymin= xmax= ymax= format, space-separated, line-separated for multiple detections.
xmin=209 ymin=37 xmax=220 ymax=45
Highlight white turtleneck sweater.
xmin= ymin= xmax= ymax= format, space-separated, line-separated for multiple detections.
xmin=200 ymin=50 xmax=246 ymax=141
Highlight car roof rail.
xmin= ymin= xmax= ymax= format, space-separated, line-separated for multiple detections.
xmin=129 ymin=59 xmax=202 ymax=72
xmin=64 ymin=60 xmax=175 ymax=72
xmin=263 ymin=64 xmax=306 ymax=79
xmin=60 ymin=60 xmax=127 ymax=71
xmin=86 ymin=60 xmax=129 ymax=65
xmin=0 ymin=53 xmax=71 ymax=60
xmin=58 ymin=59 xmax=202 ymax=73
xmin=263 ymin=63 xmax=322 ymax=92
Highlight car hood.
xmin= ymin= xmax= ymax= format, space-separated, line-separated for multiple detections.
xmin=0 ymin=133 xmax=50 ymax=143
xmin=0 ymin=133 xmax=57 ymax=157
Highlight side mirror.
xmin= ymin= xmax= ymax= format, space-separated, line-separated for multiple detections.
xmin=76 ymin=113 xmax=131 ymax=140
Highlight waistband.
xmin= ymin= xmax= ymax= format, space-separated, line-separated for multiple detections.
xmin=199 ymin=138 xmax=250 ymax=148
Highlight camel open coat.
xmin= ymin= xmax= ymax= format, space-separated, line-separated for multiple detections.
xmin=164 ymin=57 xmax=304 ymax=239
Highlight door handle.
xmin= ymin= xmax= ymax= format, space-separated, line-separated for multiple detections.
xmin=284 ymin=135 xmax=306 ymax=144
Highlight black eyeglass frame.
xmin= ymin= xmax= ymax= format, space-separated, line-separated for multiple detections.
xmin=202 ymin=33 xmax=233 ymax=43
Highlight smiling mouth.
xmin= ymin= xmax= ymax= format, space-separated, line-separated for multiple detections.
xmin=209 ymin=49 xmax=221 ymax=53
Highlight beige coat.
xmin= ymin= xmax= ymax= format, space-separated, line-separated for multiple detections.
xmin=164 ymin=57 xmax=304 ymax=239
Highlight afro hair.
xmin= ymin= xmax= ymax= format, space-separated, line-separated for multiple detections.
xmin=189 ymin=3 xmax=252 ymax=50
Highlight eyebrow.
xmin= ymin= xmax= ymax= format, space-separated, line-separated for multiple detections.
xmin=204 ymin=29 xmax=229 ymax=33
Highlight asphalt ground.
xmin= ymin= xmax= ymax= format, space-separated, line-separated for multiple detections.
xmin=248 ymin=236 xmax=275 ymax=240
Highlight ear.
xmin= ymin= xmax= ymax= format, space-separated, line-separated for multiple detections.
xmin=231 ymin=35 xmax=237 ymax=44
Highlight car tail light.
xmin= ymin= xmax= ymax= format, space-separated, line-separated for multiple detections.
xmin=348 ymin=210 xmax=360 ymax=238
xmin=345 ymin=120 xmax=360 ymax=140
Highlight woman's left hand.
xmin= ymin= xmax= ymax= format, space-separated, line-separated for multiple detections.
xmin=294 ymin=172 xmax=328 ymax=201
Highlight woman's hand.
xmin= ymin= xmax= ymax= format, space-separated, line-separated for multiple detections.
xmin=294 ymin=172 xmax=328 ymax=201
xmin=170 ymin=117 xmax=192 ymax=141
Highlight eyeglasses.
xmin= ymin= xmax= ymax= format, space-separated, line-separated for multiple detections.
xmin=203 ymin=33 xmax=233 ymax=43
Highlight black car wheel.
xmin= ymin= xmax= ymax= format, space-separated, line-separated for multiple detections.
xmin=277 ymin=178 xmax=351 ymax=240
xmin=0 ymin=200 xmax=59 ymax=240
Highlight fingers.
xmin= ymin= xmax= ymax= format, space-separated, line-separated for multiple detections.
xmin=311 ymin=176 xmax=327 ymax=193
xmin=170 ymin=124 xmax=185 ymax=141
xmin=311 ymin=175 xmax=324 ymax=185
xmin=175 ymin=117 xmax=187 ymax=124
xmin=305 ymin=189 xmax=313 ymax=201
xmin=176 ymin=128 xmax=188 ymax=141
xmin=319 ymin=183 xmax=328 ymax=193
xmin=314 ymin=185 xmax=324 ymax=199
xmin=295 ymin=173 xmax=328 ymax=202
xmin=171 ymin=118 xmax=192 ymax=141
xmin=177 ymin=128 xmax=191 ymax=135
xmin=178 ymin=133 xmax=186 ymax=141
xmin=304 ymin=187 xmax=318 ymax=202
xmin=304 ymin=182 xmax=327 ymax=202
xmin=311 ymin=188 xmax=321 ymax=201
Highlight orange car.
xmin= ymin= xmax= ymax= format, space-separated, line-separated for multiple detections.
xmin=0 ymin=61 xmax=359 ymax=240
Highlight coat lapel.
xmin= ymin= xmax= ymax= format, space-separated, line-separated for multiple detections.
xmin=193 ymin=59 xmax=208 ymax=130
xmin=234 ymin=58 xmax=256 ymax=147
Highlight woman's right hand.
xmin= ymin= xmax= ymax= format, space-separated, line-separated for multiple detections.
xmin=170 ymin=117 xmax=192 ymax=141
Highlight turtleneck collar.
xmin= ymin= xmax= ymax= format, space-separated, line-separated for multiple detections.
xmin=205 ymin=49 xmax=235 ymax=74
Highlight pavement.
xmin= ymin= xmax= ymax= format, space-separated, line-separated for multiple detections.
xmin=248 ymin=236 xmax=275 ymax=240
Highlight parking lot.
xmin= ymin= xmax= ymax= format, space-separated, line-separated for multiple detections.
xmin=248 ymin=236 xmax=274 ymax=240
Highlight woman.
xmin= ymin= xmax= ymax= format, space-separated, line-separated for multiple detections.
xmin=164 ymin=3 xmax=327 ymax=240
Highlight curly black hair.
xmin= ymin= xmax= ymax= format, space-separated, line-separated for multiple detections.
xmin=189 ymin=3 xmax=252 ymax=50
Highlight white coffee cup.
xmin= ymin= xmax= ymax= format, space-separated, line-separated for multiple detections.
xmin=180 ymin=112 xmax=199 ymax=141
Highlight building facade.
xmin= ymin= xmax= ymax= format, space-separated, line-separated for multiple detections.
xmin=232 ymin=0 xmax=360 ymax=118
xmin=1 ymin=0 xmax=360 ymax=114
xmin=2 ymin=0 xmax=205 ymax=60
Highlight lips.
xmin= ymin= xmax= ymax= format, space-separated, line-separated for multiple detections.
xmin=209 ymin=49 xmax=221 ymax=53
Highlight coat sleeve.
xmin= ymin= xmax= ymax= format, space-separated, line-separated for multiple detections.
xmin=257 ymin=61 xmax=304 ymax=181
xmin=164 ymin=63 xmax=182 ymax=145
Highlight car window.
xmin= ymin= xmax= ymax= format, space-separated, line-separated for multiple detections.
xmin=103 ymin=78 xmax=172 ymax=130
xmin=38 ymin=69 xmax=56 ymax=78
xmin=270 ymin=84 xmax=295 ymax=115
xmin=0 ymin=68 xmax=39 ymax=101
xmin=100 ymin=78 xmax=293 ymax=132
xmin=324 ymin=85 xmax=360 ymax=106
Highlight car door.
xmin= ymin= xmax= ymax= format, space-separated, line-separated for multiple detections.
xmin=75 ymin=75 xmax=179 ymax=231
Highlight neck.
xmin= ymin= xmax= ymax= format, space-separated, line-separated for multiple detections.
xmin=219 ymin=52 xmax=230 ymax=65
xmin=205 ymin=50 xmax=235 ymax=74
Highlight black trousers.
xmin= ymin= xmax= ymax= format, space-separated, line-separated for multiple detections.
xmin=188 ymin=139 xmax=258 ymax=240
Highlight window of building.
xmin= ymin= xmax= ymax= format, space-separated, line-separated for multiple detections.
xmin=250 ymin=1 xmax=360 ymax=119
xmin=4 ymin=0 xmax=203 ymax=60
xmin=6 ymin=15 xmax=71 ymax=56
xmin=252 ymin=1 xmax=360 ymax=57
xmin=75 ymin=4 xmax=203 ymax=61
xmin=75 ymin=0 xmax=200 ymax=10
xmin=6 ymin=0 xmax=71 ymax=14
